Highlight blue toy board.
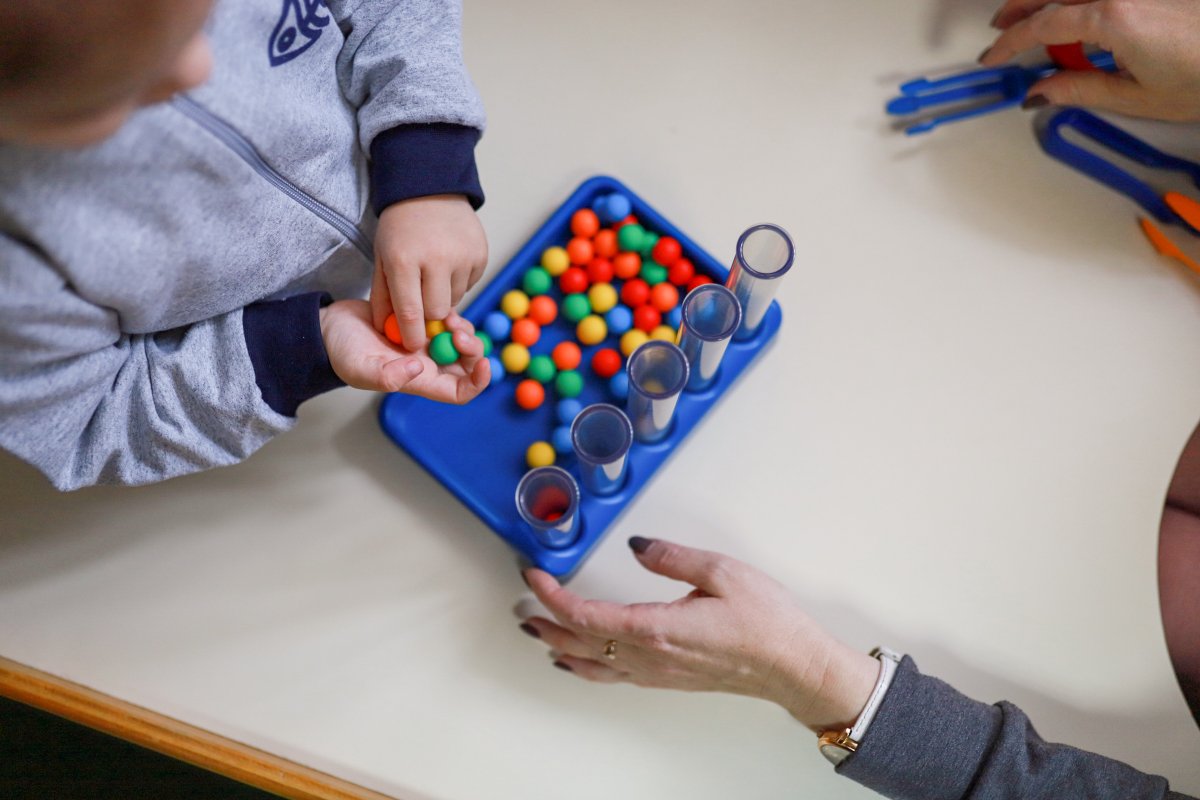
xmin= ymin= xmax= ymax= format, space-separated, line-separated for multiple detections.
xmin=378 ymin=175 xmax=782 ymax=577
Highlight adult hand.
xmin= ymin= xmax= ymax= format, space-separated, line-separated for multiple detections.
xmin=371 ymin=194 xmax=488 ymax=351
xmin=982 ymin=0 xmax=1200 ymax=120
xmin=320 ymin=300 xmax=489 ymax=403
xmin=521 ymin=537 xmax=880 ymax=732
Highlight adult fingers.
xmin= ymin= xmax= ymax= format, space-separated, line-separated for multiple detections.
xmin=551 ymin=655 xmax=627 ymax=684
xmin=521 ymin=617 xmax=611 ymax=661
xmin=991 ymin=0 xmax=1095 ymax=30
xmin=1026 ymin=70 xmax=1148 ymax=116
xmin=981 ymin=3 xmax=1107 ymax=66
xmin=524 ymin=569 xmax=658 ymax=640
xmin=421 ymin=265 xmax=453 ymax=323
xmin=387 ymin=261 xmax=426 ymax=351
xmin=628 ymin=537 xmax=741 ymax=598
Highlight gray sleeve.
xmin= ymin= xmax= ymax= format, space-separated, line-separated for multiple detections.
xmin=838 ymin=656 xmax=1193 ymax=800
xmin=325 ymin=0 xmax=486 ymax=152
xmin=0 ymin=237 xmax=294 ymax=491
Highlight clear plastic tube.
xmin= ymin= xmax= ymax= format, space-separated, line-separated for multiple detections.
xmin=626 ymin=341 xmax=689 ymax=443
xmin=571 ymin=404 xmax=633 ymax=496
xmin=678 ymin=283 xmax=742 ymax=392
xmin=726 ymin=223 xmax=794 ymax=340
xmin=515 ymin=466 xmax=581 ymax=549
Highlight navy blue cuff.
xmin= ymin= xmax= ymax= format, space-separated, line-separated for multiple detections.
xmin=369 ymin=123 xmax=484 ymax=215
xmin=242 ymin=292 xmax=345 ymax=417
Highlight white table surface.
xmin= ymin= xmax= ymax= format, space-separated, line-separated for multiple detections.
xmin=3 ymin=1 xmax=1200 ymax=797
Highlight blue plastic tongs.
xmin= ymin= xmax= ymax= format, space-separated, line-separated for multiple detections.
xmin=887 ymin=50 xmax=1116 ymax=135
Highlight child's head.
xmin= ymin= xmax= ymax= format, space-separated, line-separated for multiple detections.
xmin=0 ymin=0 xmax=214 ymax=148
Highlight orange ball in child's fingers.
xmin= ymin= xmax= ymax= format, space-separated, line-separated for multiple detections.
xmin=384 ymin=313 xmax=403 ymax=346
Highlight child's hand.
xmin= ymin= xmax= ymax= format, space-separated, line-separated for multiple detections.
xmin=371 ymin=194 xmax=488 ymax=352
xmin=320 ymin=300 xmax=490 ymax=403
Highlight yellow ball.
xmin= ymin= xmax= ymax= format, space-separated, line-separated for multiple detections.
xmin=501 ymin=290 xmax=530 ymax=320
xmin=501 ymin=342 xmax=531 ymax=373
xmin=576 ymin=314 xmax=607 ymax=346
xmin=526 ymin=441 xmax=556 ymax=469
xmin=541 ymin=246 xmax=570 ymax=277
xmin=620 ymin=329 xmax=649 ymax=357
xmin=650 ymin=325 xmax=676 ymax=342
xmin=425 ymin=319 xmax=446 ymax=338
xmin=587 ymin=283 xmax=618 ymax=314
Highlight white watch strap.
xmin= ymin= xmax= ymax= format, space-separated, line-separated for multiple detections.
xmin=847 ymin=646 xmax=902 ymax=742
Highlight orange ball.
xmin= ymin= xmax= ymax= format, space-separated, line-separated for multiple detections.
xmin=593 ymin=229 xmax=619 ymax=259
xmin=552 ymin=341 xmax=582 ymax=371
xmin=570 ymin=208 xmax=601 ymax=238
xmin=528 ymin=294 xmax=558 ymax=326
xmin=383 ymin=313 xmax=403 ymax=346
xmin=566 ymin=237 xmax=594 ymax=266
xmin=515 ymin=379 xmax=545 ymax=410
xmin=511 ymin=317 xmax=541 ymax=347
xmin=650 ymin=282 xmax=680 ymax=312
xmin=613 ymin=251 xmax=641 ymax=280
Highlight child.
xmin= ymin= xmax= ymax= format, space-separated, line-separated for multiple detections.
xmin=0 ymin=0 xmax=491 ymax=490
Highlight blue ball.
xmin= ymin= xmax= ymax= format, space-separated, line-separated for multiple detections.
xmin=487 ymin=355 xmax=505 ymax=385
xmin=556 ymin=398 xmax=583 ymax=425
xmin=609 ymin=371 xmax=629 ymax=401
xmin=605 ymin=305 xmax=634 ymax=335
xmin=552 ymin=425 xmax=574 ymax=455
xmin=667 ymin=306 xmax=682 ymax=329
xmin=595 ymin=192 xmax=632 ymax=225
xmin=483 ymin=311 xmax=511 ymax=342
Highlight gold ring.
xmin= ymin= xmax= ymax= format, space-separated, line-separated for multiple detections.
xmin=602 ymin=640 xmax=618 ymax=660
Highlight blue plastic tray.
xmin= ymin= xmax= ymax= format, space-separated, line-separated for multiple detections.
xmin=379 ymin=175 xmax=781 ymax=576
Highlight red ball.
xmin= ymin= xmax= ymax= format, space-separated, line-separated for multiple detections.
xmin=614 ymin=214 xmax=638 ymax=229
xmin=570 ymin=209 xmax=600 ymax=239
xmin=515 ymin=379 xmax=545 ymax=410
xmin=586 ymin=257 xmax=614 ymax=285
xmin=528 ymin=295 xmax=558 ymax=326
xmin=590 ymin=348 xmax=622 ymax=379
xmin=620 ymin=278 xmax=650 ymax=308
xmin=633 ymin=304 xmax=661 ymax=333
xmin=511 ymin=317 xmax=541 ymax=347
xmin=566 ymin=237 xmax=594 ymax=266
xmin=686 ymin=275 xmax=714 ymax=293
xmin=668 ymin=257 xmax=696 ymax=286
xmin=651 ymin=237 xmax=682 ymax=267
xmin=552 ymin=341 xmax=582 ymax=371
xmin=612 ymin=252 xmax=641 ymax=280
xmin=649 ymin=282 xmax=679 ymax=312
xmin=559 ymin=266 xmax=589 ymax=295
xmin=593 ymin=229 xmax=619 ymax=259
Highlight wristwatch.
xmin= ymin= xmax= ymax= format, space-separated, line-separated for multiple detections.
xmin=817 ymin=646 xmax=902 ymax=766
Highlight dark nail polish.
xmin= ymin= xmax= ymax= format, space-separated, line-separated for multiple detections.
xmin=519 ymin=623 xmax=541 ymax=639
xmin=553 ymin=661 xmax=573 ymax=672
xmin=977 ymin=46 xmax=992 ymax=63
xmin=628 ymin=536 xmax=654 ymax=554
xmin=1022 ymin=94 xmax=1050 ymax=110
xmin=521 ymin=570 xmax=531 ymax=589
xmin=989 ymin=10 xmax=1002 ymax=27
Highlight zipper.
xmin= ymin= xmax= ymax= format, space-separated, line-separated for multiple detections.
xmin=172 ymin=95 xmax=374 ymax=261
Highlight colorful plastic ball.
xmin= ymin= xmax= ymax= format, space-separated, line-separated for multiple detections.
xmin=586 ymin=257 xmax=614 ymax=285
xmin=650 ymin=325 xmax=677 ymax=343
xmin=591 ymin=348 xmax=622 ymax=379
xmin=593 ymin=229 xmax=619 ymax=259
xmin=500 ymin=342 xmax=531 ymax=373
xmin=483 ymin=311 xmax=511 ymax=342
xmin=552 ymin=426 xmax=574 ymax=456
xmin=668 ymin=258 xmax=696 ymax=286
xmin=541 ymin=246 xmax=570 ymax=277
xmin=511 ymin=317 xmax=541 ymax=347
xmin=523 ymin=267 xmax=553 ymax=296
xmin=556 ymin=398 xmax=584 ymax=425
xmin=476 ymin=331 xmax=494 ymax=357
xmin=501 ymin=289 xmax=531 ymax=320
xmin=526 ymin=440 xmax=555 ymax=468
xmin=614 ymin=214 xmax=638 ymax=229
xmin=576 ymin=314 xmax=607 ymax=346
xmin=383 ymin=313 xmax=403 ymax=346
xmin=620 ymin=329 xmax=649 ymax=357
xmin=571 ymin=208 xmax=601 ymax=239
xmin=640 ymin=261 xmax=668 ymax=286
xmin=633 ymin=304 xmax=662 ymax=333
xmin=612 ymin=252 xmax=642 ymax=280
xmin=667 ymin=306 xmax=682 ymax=329
xmin=552 ymin=340 xmax=582 ymax=371
xmin=487 ymin=355 xmax=505 ymax=384
xmin=651 ymin=236 xmax=683 ymax=267
xmin=686 ymin=274 xmax=714 ymax=292
xmin=617 ymin=223 xmax=645 ymax=253
xmin=528 ymin=294 xmax=558 ymax=326
xmin=426 ymin=319 xmax=447 ymax=339
xmin=650 ymin=282 xmax=680 ymax=312
xmin=593 ymin=193 xmax=631 ymax=225
xmin=559 ymin=266 xmax=589 ymax=295
xmin=609 ymin=371 xmax=630 ymax=401
xmin=555 ymin=370 xmax=584 ymax=398
xmin=527 ymin=354 xmax=557 ymax=384
xmin=621 ymin=278 xmax=650 ymax=308
xmin=605 ymin=305 xmax=634 ymax=335
xmin=562 ymin=293 xmax=592 ymax=323
xmin=638 ymin=232 xmax=659 ymax=258
xmin=567 ymin=237 xmax=594 ymax=266
xmin=515 ymin=379 xmax=545 ymax=410
xmin=587 ymin=282 xmax=619 ymax=314
xmin=429 ymin=331 xmax=459 ymax=365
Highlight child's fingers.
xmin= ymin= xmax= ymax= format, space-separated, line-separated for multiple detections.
xmin=981 ymin=3 xmax=1107 ymax=66
xmin=370 ymin=265 xmax=392 ymax=331
xmin=421 ymin=266 xmax=452 ymax=322
xmin=453 ymin=358 xmax=490 ymax=403
xmin=389 ymin=264 xmax=427 ymax=351
xmin=450 ymin=268 xmax=468 ymax=307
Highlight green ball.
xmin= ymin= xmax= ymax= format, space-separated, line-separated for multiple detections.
xmin=641 ymin=261 xmax=668 ymax=286
xmin=638 ymin=231 xmax=660 ymax=257
xmin=527 ymin=354 xmax=557 ymax=384
xmin=562 ymin=293 xmax=592 ymax=323
xmin=522 ymin=267 xmax=553 ymax=296
xmin=429 ymin=331 xmax=459 ymax=366
xmin=555 ymin=370 xmax=584 ymax=398
xmin=476 ymin=331 xmax=493 ymax=357
xmin=617 ymin=223 xmax=645 ymax=253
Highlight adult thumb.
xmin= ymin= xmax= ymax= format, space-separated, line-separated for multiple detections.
xmin=1026 ymin=71 xmax=1149 ymax=118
